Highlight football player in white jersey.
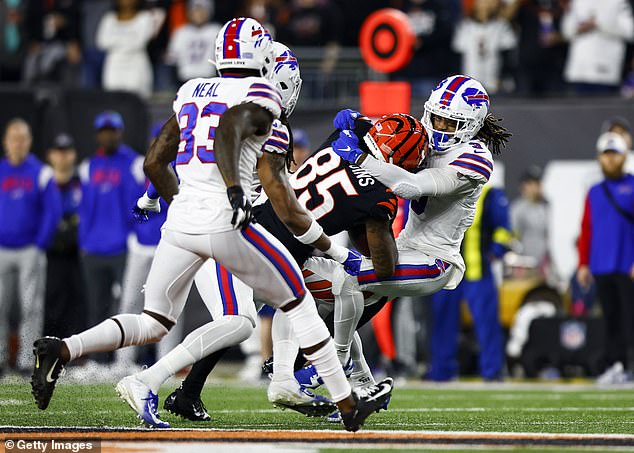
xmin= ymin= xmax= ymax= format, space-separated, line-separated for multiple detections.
xmin=31 ymin=18 xmax=390 ymax=432
xmin=312 ymin=74 xmax=512 ymax=374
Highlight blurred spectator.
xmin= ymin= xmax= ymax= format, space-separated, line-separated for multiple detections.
xmin=240 ymin=0 xmax=277 ymax=38
xmin=428 ymin=185 xmax=511 ymax=381
xmin=0 ymin=0 xmax=28 ymax=82
xmin=506 ymin=0 xmax=567 ymax=96
xmin=452 ymin=0 xmax=516 ymax=93
xmin=96 ymin=0 xmax=159 ymax=98
xmin=44 ymin=133 xmax=85 ymax=339
xmin=601 ymin=116 xmax=633 ymax=149
xmin=115 ymin=122 xmax=169 ymax=367
xmin=23 ymin=0 xmax=81 ymax=85
xmin=562 ymin=0 xmax=634 ymax=94
xmin=77 ymin=111 xmax=145 ymax=363
xmin=576 ymin=132 xmax=634 ymax=384
xmin=0 ymin=118 xmax=62 ymax=373
xmin=277 ymin=0 xmax=343 ymax=75
xmin=510 ymin=166 xmax=550 ymax=270
xmin=289 ymin=129 xmax=311 ymax=172
xmin=391 ymin=0 xmax=461 ymax=97
xmin=166 ymin=0 xmax=220 ymax=85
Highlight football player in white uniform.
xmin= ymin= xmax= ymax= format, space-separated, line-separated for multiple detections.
xmin=31 ymin=18 xmax=390 ymax=432
xmin=315 ymin=74 xmax=511 ymax=374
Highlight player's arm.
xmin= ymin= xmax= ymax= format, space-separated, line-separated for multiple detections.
xmin=365 ymin=217 xmax=397 ymax=279
xmin=257 ymin=151 xmax=362 ymax=274
xmin=143 ymin=114 xmax=181 ymax=204
xmin=215 ymin=103 xmax=273 ymax=187
xmin=357 ymin=157 xmax=480 ymax=200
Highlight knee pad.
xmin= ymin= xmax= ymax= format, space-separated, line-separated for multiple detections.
xmin=283 ymin=293 xmax=330 ymax=349
xmin=111 ymin=312 xmax=169 ymax=348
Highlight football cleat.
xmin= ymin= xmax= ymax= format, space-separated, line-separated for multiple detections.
xmin=164 ymin=386 xmax=211 ymax=421
xmin=268 ymin=378 xmax=336 ymax=417
xmin=116 ymin=375 xmax=170 ymax=428
xmin=31 ymin=336 xmax=67 ymax=410
xmin=327 ymin=379 xmax=392 ymax=424
xmin=295 ymin=358 xmax=354 ymax=390
xmin=340 ymin=377 xmax=393 ymax=432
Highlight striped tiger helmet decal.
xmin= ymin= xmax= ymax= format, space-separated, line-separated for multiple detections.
xmin=366 ymin=113 xmax=428 ymax=171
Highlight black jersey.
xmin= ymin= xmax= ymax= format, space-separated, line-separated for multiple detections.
xmin=255 ymin=123 xmax=397 ymax=266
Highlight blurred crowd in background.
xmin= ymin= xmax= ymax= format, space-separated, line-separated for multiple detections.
xmin=0 ymin=0 xmax=633 ymax=99
xmin=0 ymin=0 xmax=633 ymax=386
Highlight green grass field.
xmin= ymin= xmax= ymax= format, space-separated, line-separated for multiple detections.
xmin=1 ymin=380 xmax=633 ymax=452
xmin=1 ymin=380 xmax=633 ymax=433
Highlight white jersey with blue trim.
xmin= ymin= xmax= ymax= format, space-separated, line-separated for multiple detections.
xmin=249 ymin=119 xmax=290 ymax=200
xmin=396 ymin=139 xmax=493 ymax=289
xmin=165 ymin=75 xmax=283 ymax=234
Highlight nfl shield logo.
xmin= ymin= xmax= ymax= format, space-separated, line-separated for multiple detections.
xmin=560 ymin=320 xmax=586 ymax=350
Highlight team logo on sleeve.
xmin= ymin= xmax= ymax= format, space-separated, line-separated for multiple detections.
xmin=461 ymin=87 xmax=489 ymax=108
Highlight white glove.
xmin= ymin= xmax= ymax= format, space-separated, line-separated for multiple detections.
xmin=136 ymin=193 xmax=161 ymax=213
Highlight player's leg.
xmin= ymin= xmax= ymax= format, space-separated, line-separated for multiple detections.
xmin=135 ymin=260 xmax=256 ymax=405
xmin=466 ymin=277 xmax=504 ymax=380
xmin=217 ymin=224 xmax=392 ymax=431
xmin=428 ymin=288 xmax=461 ymax=381
xmin=32 ymin=233 xmax=200 ymax=411
xmin=356 ymin=250 xmax=455 ymax=298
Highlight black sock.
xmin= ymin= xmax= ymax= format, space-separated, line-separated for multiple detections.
xmin=180 ymin=347 xmax=229 ymax=400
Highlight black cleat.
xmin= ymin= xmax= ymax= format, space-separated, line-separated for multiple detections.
xmin=163 ymin=386 xmax=211 ymax=421
xmin=340 ymin=377 xmax=393 ymax=432
xmin=31 ymin=337 xmax=66 ymax=410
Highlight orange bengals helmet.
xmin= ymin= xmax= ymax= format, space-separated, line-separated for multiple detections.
xmin=364 ymin=113 xmax=428 ymax=171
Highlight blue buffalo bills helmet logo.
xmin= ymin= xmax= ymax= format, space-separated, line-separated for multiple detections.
xmin=462 ymin=87 xmax=489 ymax=108
xmin=274 ymin=50 xmax=298 ymax=74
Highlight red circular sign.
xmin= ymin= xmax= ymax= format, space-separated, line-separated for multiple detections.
xmin=359 ymin=8 xmax=415 ymax=74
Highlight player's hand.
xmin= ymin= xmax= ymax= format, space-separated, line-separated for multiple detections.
xmin=132 ymin=206 xmax=150 ymax=223
xmin=576 ymin=265 xmax=593 ymax=289
xmin=342 ymin=248 xmax=363 ymax=276
xmin=227 ymin=185 xmax=253 ymax=230
xmin=327 ymin=243 xmax=363 ymax=276
xmin=334 ymin=109 xmax=362 ymax=130
xmin=332 ymin=130 xmax=364 ymax=164
xmin=137 ymin=193 xmax=161 ymax=213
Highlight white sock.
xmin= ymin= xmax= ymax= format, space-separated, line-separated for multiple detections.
xmin=137 ymin=316 xmax=253 ymax=393
xmin=271 ymin=310 xmax=299 ymax=380
xmin=304 ymin=339 xmax=351 ymax=402
xmin=350 ymin=331 xmax=375 ymax=389
xmin=64 ymin=313 xmax=167 ymax=362
xmin=64 ymin=319 xmax=121 ymax=362
xmin=137 ymin=344 xmax=196 ymax=393
xmin=283 ymin=293 xmax=351 ymax=402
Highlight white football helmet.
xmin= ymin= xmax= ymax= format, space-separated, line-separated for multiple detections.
xmin=271 ymin=42 xmax=302 ymax=116
xmin=422 ymin=75 xmax=489 ymax=152
xmin=214 ymin=17 xmax=274 ymax=77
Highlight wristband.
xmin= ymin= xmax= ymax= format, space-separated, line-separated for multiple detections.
xmin=325 ymin=243 xmax=348 ymax=263
xmin=294 ymin=218 xmax=324 ymax=245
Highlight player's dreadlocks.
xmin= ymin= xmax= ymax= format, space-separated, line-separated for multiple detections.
xmin=475 ymin=113 xmax=511 ymax=155
xmin=279 ymin=112 xmax=296 ymax=171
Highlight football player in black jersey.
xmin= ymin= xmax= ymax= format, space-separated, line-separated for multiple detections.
xmin=162 ymin=112 xmax=427 ymax=421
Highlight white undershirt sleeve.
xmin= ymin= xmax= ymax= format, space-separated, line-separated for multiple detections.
xmin=359 ymin=155 xmax=479 ymax=200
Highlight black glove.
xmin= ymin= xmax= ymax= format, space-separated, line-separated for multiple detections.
xmin=227 ymin=185 xmax=253 ymax=230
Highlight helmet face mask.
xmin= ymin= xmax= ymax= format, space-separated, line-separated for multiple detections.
xmin=422 ymin=75 xmax=489 ymax=152
xmin=365 ymin=113 xmax=428 ymax=171
xmin=214 ymin=17 xmax=274 ymax=78
xmin=271 ymin=42 xmax=302 ymax=116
